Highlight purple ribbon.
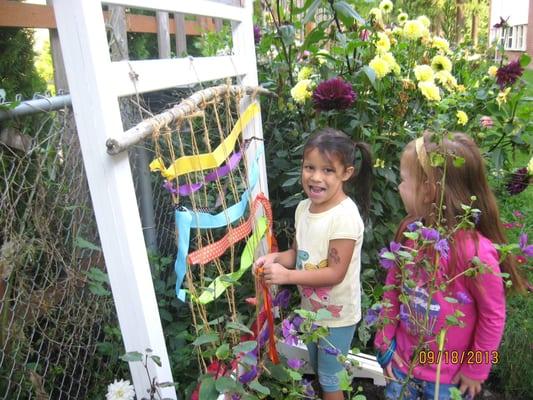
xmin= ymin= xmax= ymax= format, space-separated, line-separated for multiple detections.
xmin=163 ymin=149 xmax=245 ymax=197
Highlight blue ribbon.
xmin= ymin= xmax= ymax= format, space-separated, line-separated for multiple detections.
xmin=174 ymin=148 xmax=264 ymax=301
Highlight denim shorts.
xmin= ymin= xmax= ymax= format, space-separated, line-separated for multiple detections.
xmin=385 ymin=367 xmax=470 ymax=400
xmin=306 ymin=324 xmax=356 ymax=393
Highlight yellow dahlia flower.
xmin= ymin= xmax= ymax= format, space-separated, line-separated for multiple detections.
xmin=413 ymin=65 xmax=434 ymax=82
xmin=369 ymin=55 xmax=392 ymax=79
xmin=496 ymin=87 xmax=511 ymax=107
xmin=382 ymin=52 xmax=401 ymax=74
xmin=403 ymin=20 xmax=425 ymax=40
xmin=379 ymin=0 xmax=393 ymax=13
xmin=527 ymin=157 xmax=533 ymax=175
xmin=369 ymin=8 xmax=383 ymax=21
xmin=397 ymin=12 xmax=408 ymax=25
xmin=488 ymin=66 xmax=498 ymax=77
xmin=432 ymin=36 xmax=450 ymax=53
xmin=417 ymin=15 xmax=431 ymax=28
xmin=418 ymin=81 xmax=441 ymax=101
xmin=290 ymin=79 xmax=312 ymax=104
xmin=456 ymin=110 xmax=468 ymax=126
xmin=431 ymin=55 xmax=452 ymax=72
xmin=297 ymin=66 xmax=313 ymax=81
xmin=376 ymin=32 xmax=391 ymax=53
xmin=435 ymin=70 xmax=457 ymax=91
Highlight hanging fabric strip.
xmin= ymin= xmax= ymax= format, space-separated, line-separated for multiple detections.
xmin=177 ymin=144 xmax=246 ymax=196
xmin=187 ymin=193 xmax=272 ymax=266
xmin=150 ymin=102 xmax=259 ymax=180
xmin=174 ymin=149 xmax=264 ymax=301
xmin=190 ymin=216 xmax=268 ymax=304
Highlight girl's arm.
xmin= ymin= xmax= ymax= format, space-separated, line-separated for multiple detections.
xmin=262 ymin=239 xmax=355 ymax=287
xmin=254 ymin=242 xmax=297 ymax=273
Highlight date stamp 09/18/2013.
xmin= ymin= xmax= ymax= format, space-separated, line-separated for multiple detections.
xmin=417 ymin=350 xmax=500 ymax=365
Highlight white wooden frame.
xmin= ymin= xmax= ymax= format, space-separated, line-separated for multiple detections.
xmin=52 ymin=1 xmax=265 ymax=398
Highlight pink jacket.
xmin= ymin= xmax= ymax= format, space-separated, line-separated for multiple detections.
xmin=374 ymin=230 xmax=506 ymax=383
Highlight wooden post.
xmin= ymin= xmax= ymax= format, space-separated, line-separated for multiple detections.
xmin=157 ymin=11 xmax=171 ymax=58
xmin=174 ymin=13 xmax=187 ymax=56
xmin=52 ymin=1 xmax=176 ymax=398
xmin=46 ymin=0 xmax=68 ymax=93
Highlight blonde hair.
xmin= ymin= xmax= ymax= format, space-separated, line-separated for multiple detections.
xmin=399 ymin=131 xmax=525 ymax=293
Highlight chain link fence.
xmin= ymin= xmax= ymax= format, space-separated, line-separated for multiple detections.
xmin=0 ymin=106 xmax=128 ymax=399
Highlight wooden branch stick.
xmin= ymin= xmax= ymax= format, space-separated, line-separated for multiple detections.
xmin=106 ymin=85 xmax=274 ymax=155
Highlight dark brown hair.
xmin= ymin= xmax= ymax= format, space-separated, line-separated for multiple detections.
xmin=303 ymin=128 xmax=373 ymax=220
xmin=398 ymin=131 xmax=525 ymax=293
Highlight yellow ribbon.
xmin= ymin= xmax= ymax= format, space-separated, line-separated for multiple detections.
xmin=150 ymin=102 xmax=260 ymax=179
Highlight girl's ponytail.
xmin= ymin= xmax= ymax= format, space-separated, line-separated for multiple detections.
xmin=353 ymin=142 xmax=373 ymax=221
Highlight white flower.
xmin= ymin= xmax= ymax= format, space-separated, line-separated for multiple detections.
xmin=106 ymin=379 xmax=135 ymax=400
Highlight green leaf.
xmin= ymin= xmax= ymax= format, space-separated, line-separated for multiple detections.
xmin=232 ymin=341 xmax=257 ymax=356
xmin=215 ymin=343 xmax=231 ymax=360
xmin=226 ymin=321 xmax=253 ymax=335
xmin=286 ymin=368 xmax=302 ymax=381
xmin=380 ymin=251 xmax=396 ymax=260
xmin=192 ymin=333 xmax=220 ymax=346
xmin=279 ymin=24 xmax=296 ymax=46
xmin=519 ymin=53 xmax=531 ymax=68
xmin=403 ymin=231 xmax=419 ymax=241
xmin=248 ymin=379 xmax=270 ymax=395
xmin=444 ymin=297 xmax=458 ymax=303
xmin=120 ymin=351 xmax=143 ymax=362
xmin=362 ymin=66 xmax=377 ymax=90
xmin=88 ymin=282 xmax=110 ymax=296
xmin=214 ymin=376 xmax=238 ymax=393
xmin=150 ymin=355 xmax=162 ymax=367
xmin=453 ymin=156 xmax=465 ymax=167
xmin=199 ymin=376 xmax=218 ymax=400
xmin=332 ymin=1 xmax=365 ymax=25
xmin=303 ymin=0 xmax=322 ymax=24
xmin=86 ymin=267 xmax=109 ymax=283
xmin=75 ymin=236 xmax=101 ymax=251
xmin=337 ymin=369 xmax=352 ymax=391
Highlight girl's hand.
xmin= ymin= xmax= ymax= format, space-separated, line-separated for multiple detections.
xmin=253 ymin=253 xmax=278 ymax=275
xmin=384 ymin=351 xmax=405 ymax=380
xmin=452 ymin=372 xmax=482 ymax=399
xmin=262 ymin=263 xmax=291 ymax=285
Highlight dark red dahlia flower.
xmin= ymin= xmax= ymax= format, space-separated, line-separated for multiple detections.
xmin=253 ymin=25 xmax=261 ymax=44
xmin=496 ymin=60 xmax=524 ymax=89
xmin=506 ymin=167 xmax=529 ymax=195
xmin=312 ymin=77 xmax=357 ymax=111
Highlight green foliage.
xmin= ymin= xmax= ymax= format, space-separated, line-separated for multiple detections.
xmin=0 ymin=28 xmax=46 ymax=99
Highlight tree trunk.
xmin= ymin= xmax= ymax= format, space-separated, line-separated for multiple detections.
xmin=472 ymin=12 xmax=479 ymax=47
xmin=455 ymin=0 xmax=466 ymax=44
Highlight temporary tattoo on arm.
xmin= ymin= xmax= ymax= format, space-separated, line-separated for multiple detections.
xmin=329 ymin=248 xmax=341 ymax=265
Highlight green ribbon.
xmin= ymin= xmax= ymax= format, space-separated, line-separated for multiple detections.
xmin=191 ymin=216 xmax=267 ymax=304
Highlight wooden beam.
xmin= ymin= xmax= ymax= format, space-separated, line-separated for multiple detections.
xmin=0 ymin=0 xmax=215 ymax=34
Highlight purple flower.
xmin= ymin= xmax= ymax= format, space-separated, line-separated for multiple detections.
xmin=231 ymin=395 xmax=241 ymax=400
xmin=399 ymin=304 xmax=410 ymax=322
xmin=472 ymin=210 xmax=481 ymax=225
xmin=292 ymin=315 xmax=304 ymax=330
xmin=435 ymin=239 xmax=450 ymax=260
xmin=496 ymin=60 xmax=524 ymax=89
xmin=421 ymin=227 xmax=440 ymax=241
xmin=312 ymin=77 xmax=357 ymax=111
xmin=324 ymin=346 xmax=341 ymax=356
xmin=302 ymin=378 xmax=316 ymax=398
xmin=506 ymin=167 xmax=529 ymax=195
xmin=282 ymin=319 xmax=299 ymax=345
xmin=457 ymin=291 xmax=472 ymax=305
xmin=390 ymin=241 xmax=401 ymax=253
xmin=364 ymin=304 xmax=382 ymax=327
xmin=359 ymin=29 xmax=370 ymax=41
xmin=258 ymin=324 xmax=270 ymax=347
xmin=253 ymin=25 xmax=262 ymax=44
xmin=379 ymin=247 xmax=395 ymax=270
xmin=162 ymin=180 xmax=178 ymax=195
xmin=519 ymin=233 xmax=533 ymax=257
xmin=513 ymin=210 xmax=524 ymax=219
xmin=287 ymin=358 xmax=305 ymax=369
xmin=407 ymin=221 xmax=420 ymax=232
xmin=238 ymin=365 xmax=258 ymax=384
xmin=273 ymin=288 xmax=291 ymax=309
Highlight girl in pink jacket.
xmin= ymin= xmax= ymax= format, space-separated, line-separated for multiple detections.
xmin=374 ymin=132 xmax=525 ymax=399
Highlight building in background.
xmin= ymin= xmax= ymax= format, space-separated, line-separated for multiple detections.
xmin=489 ymin=0 xmax=532 ymax=63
